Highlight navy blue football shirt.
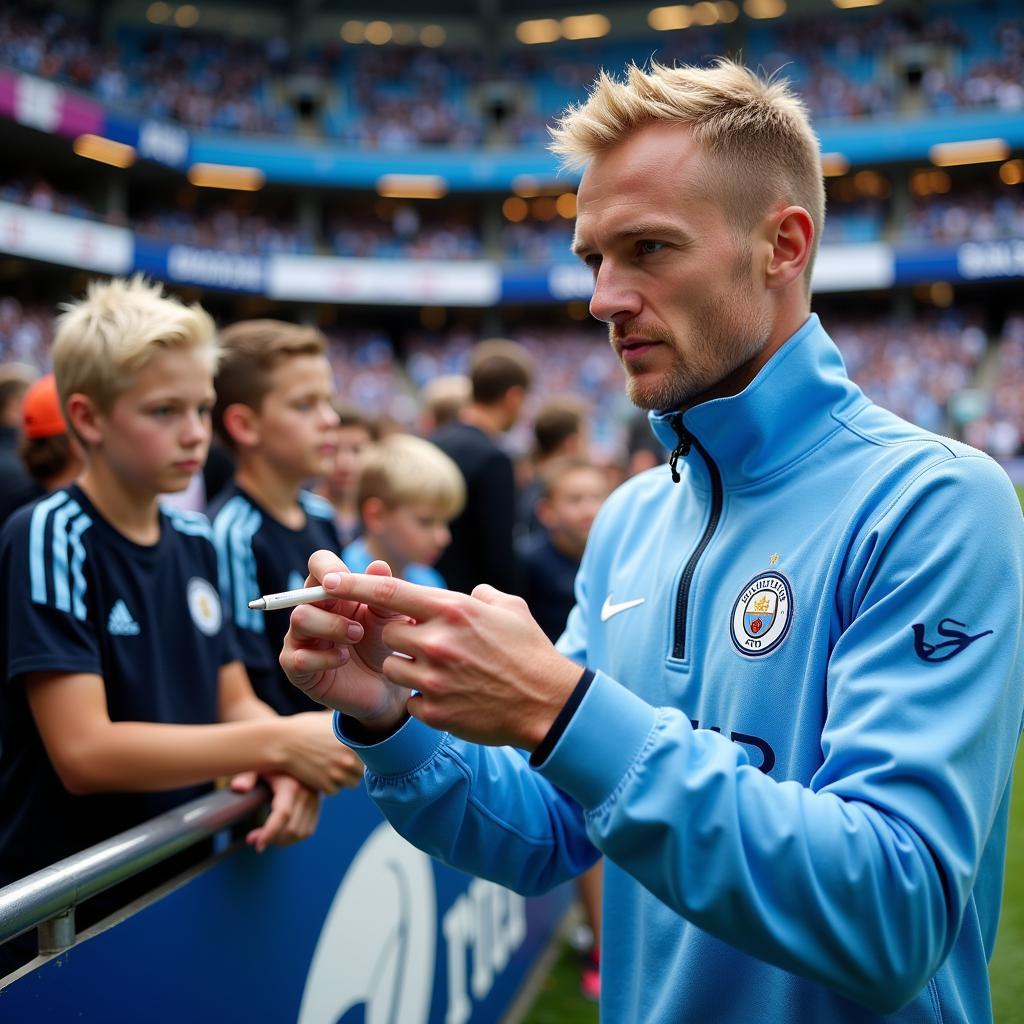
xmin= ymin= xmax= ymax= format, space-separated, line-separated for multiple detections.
xmin=210 ymin=483 xmax=342 ymax=716
xmin=0 ymin=484 xmax=238 ymax=887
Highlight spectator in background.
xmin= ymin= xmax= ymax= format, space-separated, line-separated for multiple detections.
xmin=0 ymin=362 xmax=38 ymax=528
xmin=419 ymin=373 xmax=471 ymax=435
xmin=517 ymin=395 xmax=587 ymax=536
xmin=517 ymin=454 xmax=609 ymax=1001
xmin=0 ymin=279 xmax=355 ymax=975
xmin=431 ymin=339 xmax=532 ymax=594
xmin=316 ymin=401 xmax=375 ymax=549
xmin=342 ymin=433 xmax=465 ymax=587
xmin=208 ymin=321 xmax=355 ymax=729
xmin=17 ymin=372 xmax=83 ymax=500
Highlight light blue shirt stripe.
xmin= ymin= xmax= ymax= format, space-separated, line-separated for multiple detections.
xmin=50 ymin=499 xmax=83 ymax=613
xmin=229 ymin=505 xmax=263 ymax=633
xmin=29 ymin=490 xmax=70 ymax=605
xmin=67 ymin=512 xmax=93 ymax=621
xmin=212 ymin=496 xmax=248 ymax=613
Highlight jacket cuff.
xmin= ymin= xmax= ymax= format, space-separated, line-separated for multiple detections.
xmin=333 ymin=710 xmax=447 ymax=777
xmin=532 ymin=670 xmax=657 ymax=810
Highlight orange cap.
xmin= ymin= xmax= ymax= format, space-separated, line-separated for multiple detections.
xmin=22 ymin=374 xmax=67 ymax=439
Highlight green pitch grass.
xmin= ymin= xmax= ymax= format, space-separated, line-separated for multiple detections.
xmin=525 ymin=485 xmax=1024 ymax=1022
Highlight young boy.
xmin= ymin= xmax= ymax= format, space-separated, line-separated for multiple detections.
xmin=209 ymin=319 xmax=346 ymax=716
xmin=342 ymin=433 xmax=464 ymax=588
xmin=516 ymin=455 xmax=608 ymax=643
xmin=0 ymin=279 xmax=359 ymax=974
xmin=515 ymin=453 xmax=609 ymax=1001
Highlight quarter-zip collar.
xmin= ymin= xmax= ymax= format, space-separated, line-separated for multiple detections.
xmin=649 ymin=315 xmax=866 ymax=489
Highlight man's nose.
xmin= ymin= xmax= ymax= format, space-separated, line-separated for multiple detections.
xmin=589 ymin=263 xmax=641 ymax=325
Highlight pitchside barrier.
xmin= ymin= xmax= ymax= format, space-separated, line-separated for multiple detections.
xmin=0 ymin=781 xmax=572 ymax=1022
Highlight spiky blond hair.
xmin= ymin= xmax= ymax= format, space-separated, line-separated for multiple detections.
xmin=550 ymin=59 xmax=825 ymax=284
xmin=52 ymin=275 xmax=218 ymax=413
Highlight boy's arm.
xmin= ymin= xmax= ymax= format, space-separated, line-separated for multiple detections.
xmin=26 ymin=669 xmax=359 ymax=795
xmin=217 ymin=659 xmax=363 ymax=787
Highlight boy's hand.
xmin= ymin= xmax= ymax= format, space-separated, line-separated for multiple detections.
xmin=277 ymin=710 xmax=365 ymax=793
xmin=280 ymin=552 xmax=412 ymax=734
xmin=230 ymin=771 xmax=321 ymax=853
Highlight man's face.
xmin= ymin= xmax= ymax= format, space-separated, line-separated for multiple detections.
xmin=573 ymin=122 xmax=773 ymax=412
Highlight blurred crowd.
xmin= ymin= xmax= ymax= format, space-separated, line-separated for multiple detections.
xmin=1 ymin=2 xmax=1021 ymax=146
xmin=5 ymin=173 xmax=1023 ymax=260
xmin=3 ymin=294 xmax=1023 ymax=461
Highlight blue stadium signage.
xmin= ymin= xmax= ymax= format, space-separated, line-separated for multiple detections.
xmin=957 ymin=240 xmax=1024 ymax=281
xmin=1 ymin=788 xmax=569 ymax=1022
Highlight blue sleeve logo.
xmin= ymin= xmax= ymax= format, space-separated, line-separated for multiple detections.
xmin=912 ymin=618 xmax=993 ymax=662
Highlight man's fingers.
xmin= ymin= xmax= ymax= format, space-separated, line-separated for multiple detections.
xmin=290 ymin=602 xmax=364 ymax=645
xmin=471 ymin=584 xmax=528 ymax=612
xmin=321 ymin=570 xmax=441 ymax=621
xmin=307 ymin=549 xmax=348 ymax=581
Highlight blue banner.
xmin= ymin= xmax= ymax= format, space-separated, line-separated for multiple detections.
xmin=1 ymin=786 xmax=571 ymax=1022
xmin=133 ymin=238 xmax=266 ymax=293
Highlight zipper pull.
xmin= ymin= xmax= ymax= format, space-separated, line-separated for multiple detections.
xmin=668 ymin=414 xmax=692 ymax=483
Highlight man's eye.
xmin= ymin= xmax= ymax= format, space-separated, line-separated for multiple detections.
xmin=638 ymin=240 xmax=665 ymax=255
xmin=150 ymin=406 xmax=174 ymax=417
xmin=584 ymin=255 xmax=601 ymax=272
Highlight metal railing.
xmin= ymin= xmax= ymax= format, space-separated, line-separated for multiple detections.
xmin=0 ymin=785 xmax=269 ymax=957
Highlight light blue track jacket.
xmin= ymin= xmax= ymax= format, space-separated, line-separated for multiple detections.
xmin=338 ymin=315 xmax=1024 ymax=1023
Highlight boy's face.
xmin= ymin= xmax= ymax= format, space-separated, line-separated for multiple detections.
xmin=253 ymin=354 xmax=339 ymax=483
xmin=539 ymin=467 xmax=609 ymax=556
xmin=373 ymin=501 xmax=452 ymax=569
xmin=327 ymin=424 xmax=372 ymax=496
xmin=92 ymin=348 xmax=215 ymax=496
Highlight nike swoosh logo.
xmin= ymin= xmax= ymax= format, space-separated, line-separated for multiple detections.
xmin=600 ymin=595 xmax=646 ymax=622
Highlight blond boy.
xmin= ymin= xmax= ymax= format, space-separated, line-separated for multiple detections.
xmin=342 ymin=433 xmax=464 ymax=588
xmin=0 ymin=279 xmax=360 ymax=973
xmin=209 ymin=320 xmax=346 ymax=715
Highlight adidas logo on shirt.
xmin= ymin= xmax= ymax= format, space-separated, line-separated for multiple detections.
xmin=107 ymin=599 xmax=141 ymax=637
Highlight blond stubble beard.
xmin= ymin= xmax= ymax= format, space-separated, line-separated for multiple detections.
xmin=614 ymin=248 xmax=772 ymax=412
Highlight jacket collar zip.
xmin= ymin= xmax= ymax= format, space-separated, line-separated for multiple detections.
xmin=668 ymin=413 xmax=692 ymax=484
xmin=648 ymin=316 xmax=864 ymax=489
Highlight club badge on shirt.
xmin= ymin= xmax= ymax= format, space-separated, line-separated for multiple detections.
xmin=730 ymin=570 xmax=793 ymax=656
xmin=187 ymin=577 xmax=223 ymax=637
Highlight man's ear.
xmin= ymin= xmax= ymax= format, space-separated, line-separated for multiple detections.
xmin=64 ymin=392 xmax=104 ymax=446
xmin=221 ymin=402 xmax=261 ymax=449
xmin=765 ymin=206 xmax=814 ymax=292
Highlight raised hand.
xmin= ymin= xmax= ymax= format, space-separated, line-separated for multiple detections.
xmin=280 ymin=552 xmax=412 ymax=733
xmin=306 ymin=572 xmax=582 ymax=751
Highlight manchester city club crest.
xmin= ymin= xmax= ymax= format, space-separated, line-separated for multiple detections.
xmin=187 ymin=576 xmax=223 ymax=637
xmin=730 ymin=571 xmax=793 ymax=656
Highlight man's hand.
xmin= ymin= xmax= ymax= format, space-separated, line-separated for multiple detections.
xmin=230 ymin=771 xmax=321 ymax=853
xmin=276 ymin=711 xmax=366 ymax=793
xmin=280 ymin=553 xmax=412 ymax=735
xmin=313 ymin=572 xmax=583 ymax=751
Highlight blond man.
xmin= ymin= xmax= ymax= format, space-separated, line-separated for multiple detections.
xmin=281 ymin=62 xmax=1023 ymax=1024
